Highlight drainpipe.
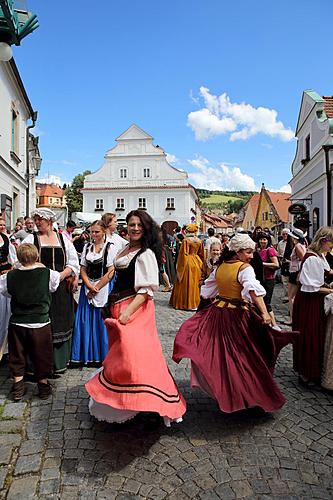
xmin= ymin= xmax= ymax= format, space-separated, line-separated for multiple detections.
xmin=323 ymin=145 xmax=333 ymax=226
xmin=25 ymin=111 xmax=38 ymax=216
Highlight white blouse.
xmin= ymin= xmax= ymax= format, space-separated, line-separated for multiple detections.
xmin=23 ymin=233 xmax=79 ymax=276
xmin=299 ymin=253 xmax=330 ymax=292
xmin=114 ymin=247 xmax=159 ymax=298
xmin=106 ymin=233 xmax=128 ymax=254
xmin=201 ymin=265 xmax=266 ymax=302
xmin=81 ymin=241 xmax=114 ymax=307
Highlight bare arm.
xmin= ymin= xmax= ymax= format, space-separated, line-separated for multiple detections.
xmin=118 ymin=293 xmax=148 ymax=325
xmin=249 ymin=290 xmax=271 ymax=324
xmin=263 ymin=255 xmax=279 ymax=270
xmin=80 ymin=265 xmax=98 ymax=293
xmin=95 ymin=266 xmax=115 ymax=292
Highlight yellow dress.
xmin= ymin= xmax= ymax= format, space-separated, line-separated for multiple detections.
xmin=169 ymin=237 xmax=204 ymax=310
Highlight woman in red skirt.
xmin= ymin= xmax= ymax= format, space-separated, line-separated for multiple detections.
xmin=292 ymin=226 xmax=333 ymax=386
xmin=173 ymin=233 xmax=296 ymax=413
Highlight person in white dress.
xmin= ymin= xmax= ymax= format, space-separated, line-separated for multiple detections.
xmin=0 ymin=217 xmax=17 ymax=361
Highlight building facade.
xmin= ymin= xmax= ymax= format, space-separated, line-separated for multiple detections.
xmin=290 ymin=90 xmax=333 ymax=237
xmin=0 ymin=59 xmax=41 ymax=228
xmin=240 ymin=185 xmax=291 ymax=235
xmin=82 ymin=124 xmax=200 ymax=228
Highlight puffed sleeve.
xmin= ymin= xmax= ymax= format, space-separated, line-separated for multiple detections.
xmin=134 ymin=249 xmax=159 ymax=297
xmin=8 ymin=243 xmax=17 ymax=265
xmin=49 ymin=270 xmax=61 ymax=292
xmin=238 ymin=266 xmax=266 ymax=302
xmin=80 ymin=243 xmax=89 ymax=266
xmin=300 ymin=255 xmax=328 ymax=292
xmin=22 ymin=234 xmax=34 ymax=245
xmin=63 ymin=236 xmax=80 ymax=276
xmin=106 ymin=242 xmax=118 ymax=267
xmin=200 ymin=268 xmax=219 ymax=299
xmin=0 ymin=274 xmax=10 ymax=297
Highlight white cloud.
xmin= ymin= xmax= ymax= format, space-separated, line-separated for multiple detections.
xmin=166 ymin=153 xmax=179 ymax=165
xmin=187 ymin=156 xmax=258 ymax=191
xmin=272 ymin=184 xmax=291 ymax=193
xmin=188 ymin=87 xmax=294 ymax=142
xmin=37 ymin=175 xmax=63 ymax=186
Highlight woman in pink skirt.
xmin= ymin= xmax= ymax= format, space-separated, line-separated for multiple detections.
xmin=173 ymin=233 xmax=297 ymax=413
xmin=85 ymin=210 xmax=186 ymax=426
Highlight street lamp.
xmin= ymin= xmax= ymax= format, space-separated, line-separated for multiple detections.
xmin=0 ymin=41 xmax=12 ymax=60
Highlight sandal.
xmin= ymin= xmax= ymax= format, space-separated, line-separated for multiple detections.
xmin=162 ymin=287 xmax=172 ymax=292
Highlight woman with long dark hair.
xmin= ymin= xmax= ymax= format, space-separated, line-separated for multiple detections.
xmin=173 ymin=233 xmax=296 ymax=413
xmin=86 ymin=210 xmax=186 ymax=426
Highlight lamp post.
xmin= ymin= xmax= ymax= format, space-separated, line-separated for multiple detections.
xmin=0 ymin=0 xmax=39 ymax=60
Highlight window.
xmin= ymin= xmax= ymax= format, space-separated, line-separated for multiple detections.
xmin=95 ymin=199 xmax=104 ymax=210
xmin=305 ymin=135 xmax=310 ymax=161
xmin=116 ymin=198 xmax=125 ymax=210
xmin=262 ymin=212 xmax=265 ymax=221
xmin=143 ymin=168 xmax=151 ymax=178
xmin=138 ymin=198 xmax=146 ymax=209
xmin=120 ymin=168 xmax=127 ymax=179
xmin=11 ymin=110 xmax=18 ymax=153
xmin=166 ymin=197 xmax=175 ymax=210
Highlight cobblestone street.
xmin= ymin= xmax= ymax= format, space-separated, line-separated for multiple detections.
xmin=0 ymin=284 xmax=333 ymax=499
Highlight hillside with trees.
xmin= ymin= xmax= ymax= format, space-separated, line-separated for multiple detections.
xmin=197 ymin=189 xmax=256 ymax=213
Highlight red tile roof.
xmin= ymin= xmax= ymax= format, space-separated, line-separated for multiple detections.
xmin=268 ymin=192 xmax=291 ymax=222
xmin=323 ymin=96 xmax=333 ymax=118
xmin=36 ymin=184 xmax=64 ymax=197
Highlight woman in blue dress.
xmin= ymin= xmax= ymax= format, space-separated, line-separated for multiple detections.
xmin=71 ymin=220 xmax=116 ymax=365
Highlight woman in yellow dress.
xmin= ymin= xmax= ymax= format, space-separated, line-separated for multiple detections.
xmin=169 ymin=224 xmax=204 ymax=311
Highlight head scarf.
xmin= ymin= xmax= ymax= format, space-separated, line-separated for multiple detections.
xmin=186 ymin=223 xmax=199 ymax=234
xmin=229 ymin=233 xmax=256 ymax=252
xmin=31 ymin=208 xmax=56 ymax=221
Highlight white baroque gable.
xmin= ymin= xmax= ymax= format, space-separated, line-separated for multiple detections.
xmin=84 ymin=124 xmax=188 ymax=189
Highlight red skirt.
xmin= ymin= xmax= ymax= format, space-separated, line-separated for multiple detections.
xmin=292 ymin=290 xmax=326 ymax=382
xmin=173 ymin=303 xmax=297 ymax=413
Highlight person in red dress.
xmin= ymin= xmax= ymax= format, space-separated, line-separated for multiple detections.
xmin=173 ymin=233 xmax=297 ymax=413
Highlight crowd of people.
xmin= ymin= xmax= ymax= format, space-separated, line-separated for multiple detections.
xmin=0 ymin=209 xmax=333 ymax=426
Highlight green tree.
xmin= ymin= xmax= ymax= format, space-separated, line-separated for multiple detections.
xmin=65 ymin=170 xmax=91 ymax=216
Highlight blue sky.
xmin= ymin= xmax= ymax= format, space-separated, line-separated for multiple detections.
xmin=13 ymin=0 xmax=333 ymax=192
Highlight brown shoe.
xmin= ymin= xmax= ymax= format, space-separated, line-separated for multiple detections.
xmin=12 ymin=380 xmax=26 ymax=402
xmin=37 ymin=381 xmax=52 ymax=400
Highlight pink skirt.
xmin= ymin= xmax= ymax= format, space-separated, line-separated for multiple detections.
xmin=85 ymin=297 xmax=186 ymax=422
xmin=173 ymin=302 xmax=297 ymax=413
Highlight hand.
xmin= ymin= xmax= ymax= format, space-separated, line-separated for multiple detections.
xmin=118 ymin=310 xmax=131 ymax=325
xmin=71 ymin=276 xmax=79 ymax=292
xmin=261 ymin=312 xmax=272 ymax=325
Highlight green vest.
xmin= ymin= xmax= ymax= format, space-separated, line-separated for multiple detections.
xmin=7 ymin=268 xmax=51 ymax=324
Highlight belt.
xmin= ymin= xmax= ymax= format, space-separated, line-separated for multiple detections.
xmin=109 ymin=288 xmax=136 ymax=304
xmin=216 ymin=295 xmax=249 ymax=308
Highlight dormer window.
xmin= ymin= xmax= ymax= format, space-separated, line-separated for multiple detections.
xmin=305 ymin=135 xmax=310 ymax=161
xmin=143 ymin=168 xmax=151 ymax=178
xmin=120 ymin=168 xmax=127 ymax=179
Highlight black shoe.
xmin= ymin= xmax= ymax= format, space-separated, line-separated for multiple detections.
xmin=38 ymin=381 xmax=52 ymax=400
xmin=12 ymin=380 xmax=26 ymax=401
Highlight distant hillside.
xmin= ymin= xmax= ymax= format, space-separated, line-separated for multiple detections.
xmin=197 ymin=189 xmax=256 ymax=212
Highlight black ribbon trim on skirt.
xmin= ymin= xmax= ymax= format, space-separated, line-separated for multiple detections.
xmin=98 ymin=371 xmax=181 ymax=404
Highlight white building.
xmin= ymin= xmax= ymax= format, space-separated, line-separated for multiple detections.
xmin=0 ymin=59 xmax=41 ymax=228
xmin=82 ymin=124 xmax=200 ymax=229
xmin=290 ymin=90 xmax=333 ymax=236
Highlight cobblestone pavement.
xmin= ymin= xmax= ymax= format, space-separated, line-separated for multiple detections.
xmin=1 ymin=284 xmax=333 ymax=499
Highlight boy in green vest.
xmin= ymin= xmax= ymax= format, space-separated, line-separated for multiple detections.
xmin=0 ymin=243 xmax=60 ymax=401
